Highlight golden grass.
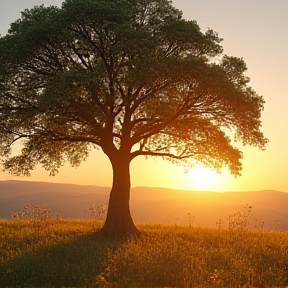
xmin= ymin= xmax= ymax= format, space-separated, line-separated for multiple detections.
xmin=0 ymin=219 xmax=287 ymax=288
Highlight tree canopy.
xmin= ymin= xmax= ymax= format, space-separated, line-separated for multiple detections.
xmin=0 ymin=0 xmax=268 ymax=236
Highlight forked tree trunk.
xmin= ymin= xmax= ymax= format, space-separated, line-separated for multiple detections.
xmin=99 ymin=156 xmax=140 ymax=238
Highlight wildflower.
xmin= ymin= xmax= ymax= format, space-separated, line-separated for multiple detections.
xmin=10 ymin=212 xmax=19 ymax=220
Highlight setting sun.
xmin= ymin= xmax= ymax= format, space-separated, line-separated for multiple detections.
xmin=188 ymin=167 xmax=218 ymax=190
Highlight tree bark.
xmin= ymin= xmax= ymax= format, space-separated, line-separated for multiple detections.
xmin=99 ymin=155 xmax=140 ymax=238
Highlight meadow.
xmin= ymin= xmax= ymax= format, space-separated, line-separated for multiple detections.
xmin=0 ymin=218 xmax=287 ymax=288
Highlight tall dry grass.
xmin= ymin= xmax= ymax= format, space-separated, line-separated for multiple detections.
xmin=0 ymin=219 xmax=287 ymax=287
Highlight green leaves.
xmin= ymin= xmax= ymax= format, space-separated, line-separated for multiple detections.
xmin=0 ymin=0 xmax=267 ymax=177
xmin=221 ymin=55 xmax=250 ymax=87
xmin=5 ymin=6 xmax=62 ymax=63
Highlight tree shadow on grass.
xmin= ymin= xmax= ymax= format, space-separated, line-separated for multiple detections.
xmin=0 ymin=233 xmax=122 ymax=288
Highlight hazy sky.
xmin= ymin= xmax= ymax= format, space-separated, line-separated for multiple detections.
xmin=0 ymin=0 xmax=287 ymax=192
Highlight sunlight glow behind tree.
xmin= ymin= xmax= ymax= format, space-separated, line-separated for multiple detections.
xmin=0 ymin=0 xmax=268 ymax=237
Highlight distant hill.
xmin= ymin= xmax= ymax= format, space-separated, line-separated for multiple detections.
xmin=0 ymin=180 xmax=287 ymax=230
xmin=0 ymin=180 xmax=110 ymax=219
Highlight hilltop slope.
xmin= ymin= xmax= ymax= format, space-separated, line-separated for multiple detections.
xmin=0 ymin=181 xmax=287 ymax=230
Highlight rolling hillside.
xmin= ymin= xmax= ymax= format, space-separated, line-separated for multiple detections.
xmin=0 ymin=180 xmax=287 ymax=230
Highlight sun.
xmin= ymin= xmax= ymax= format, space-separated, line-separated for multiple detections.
xmin=189 ymin=167 xmax=218 ymax=190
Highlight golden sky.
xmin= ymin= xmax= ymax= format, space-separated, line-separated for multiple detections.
xmin=0 ymin=0 xmax=287 ymax=192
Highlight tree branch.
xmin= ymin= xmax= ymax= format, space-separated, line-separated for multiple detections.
xmin=131 ymin=149 xmax=196 ymax=160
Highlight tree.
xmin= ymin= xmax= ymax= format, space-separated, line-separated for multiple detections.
xmin=0 ymin=0 xmax=268 ymax=237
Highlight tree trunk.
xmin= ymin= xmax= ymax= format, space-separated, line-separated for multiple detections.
xmin=99 ymin=155 xmax=140 ymax=238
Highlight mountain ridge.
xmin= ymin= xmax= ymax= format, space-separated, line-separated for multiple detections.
xmin=0 ymin=180 xmax=287 ymax=230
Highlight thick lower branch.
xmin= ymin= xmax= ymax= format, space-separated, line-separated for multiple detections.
xmin=131 ymin=149 xmax=196 ymax=160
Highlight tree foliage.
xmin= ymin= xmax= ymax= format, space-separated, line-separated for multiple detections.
xmin=0 ymin=0 xmax=267 ymax=179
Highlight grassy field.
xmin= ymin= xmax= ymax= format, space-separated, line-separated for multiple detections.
xmin=0 ymin=219 xmax=287 ymax=288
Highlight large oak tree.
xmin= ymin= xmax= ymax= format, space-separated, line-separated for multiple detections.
xmin=0 ymin=0 xmax=268 ymax=237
